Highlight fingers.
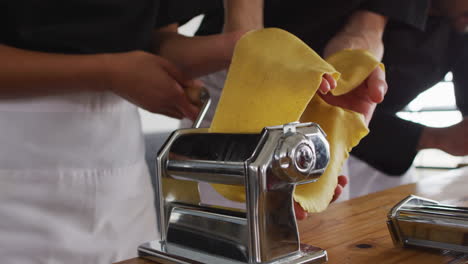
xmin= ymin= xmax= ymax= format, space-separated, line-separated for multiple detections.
xmin=158 ymin=57 xmax=202 ymax=120
xmin=183 ymin=78 xmax=205 ymax=95
xmin=174 ymin=86 xmax=200 ymax=121
xmin=294 ymin=174 xmax=348 ymax=220
xmin=318 ymin=77 xmax=330 ymax=94
xmin=324 ymin=73 xmax=337 ymax=90
xmin=294 ymin=201 xmax=308 ymax=221
xmin=331 ymin=184 xmax=343 ymax=203
xmin=366 ymin=67 xmax=387 ymax=103
xmin=319 ymin=74 xmax=336 ymax=94
xmin=331 ymin=175 xmax=348 ymax=203
xmin=184 ymin=82 xmax=205 ymax=106
xmin=180 ymin=101 xmax=200 ymax=121
xmin=158 ymin=56 xmax=191 ymax=85
xmin=159 ymin=109 xmax=185 ymax=120
xmin=337 ymin=175 xmax=348 ymax=188
xmin=157 ymin=54 xmax=205 ymax=90
xmin=158 ymin=55 xmax=204 ymax=92
xmin=153 ymin=94 xmax=198 ymax=121
xmin=180 ymin=80 xmax=203 ymax=120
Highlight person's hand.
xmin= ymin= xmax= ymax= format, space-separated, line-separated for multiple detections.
xmin=294 ymin=175 xmax=348 ymax=220
xmin=294 ymin=55 xmax=386 ymax=222
xmin=292 ymin=74 xmax=357 ymax=221
xmin=106 ymin=50 xmax=201 ymax=120
xmin=321 ymin=11 xmax=388 ymax=125
xmin=320 ymin=67 xmax=387 ymax=125
xmin=294 ymin=16 xmax=388 ymax=220
xmin=418 ymin=117 xmax=468 ymax=156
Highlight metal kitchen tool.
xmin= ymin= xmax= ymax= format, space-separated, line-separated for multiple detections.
xmin=387 ymin=195 xmax=468 ymax=253
xmin=138 ymin=118 xmax=331 ymax=263
xmin=190 ymin=87 xmax=211 ymax=129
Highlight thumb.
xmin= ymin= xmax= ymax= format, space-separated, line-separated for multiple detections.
xmin=366 ymin=67 xmax=387 ymax=103
xmin=294 ymin=201 xmax=308 ymax=220
xmin=176 ymin=94 xmax=200 ymax=121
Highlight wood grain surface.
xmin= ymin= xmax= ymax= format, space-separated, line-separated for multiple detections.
xmin=115 ymin=168 xmax=468 ymax=264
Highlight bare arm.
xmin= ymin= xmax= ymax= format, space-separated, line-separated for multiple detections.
xmin=0 ymin=44 xmax=108 ymax=98
xmin=324 ymin=10 xmax=388 ymax=60
xmin=0 ymin=44 xmax=200 ymax=119
xmin=153 ymin=0 xmax=264 ymax=78
xmin=418 ymin=117 xmax=468 ymax=156
xmin=152 ymin=24 xmax=243 ymax=78
xmin=223 ymin=0 xmax=264 ymax=32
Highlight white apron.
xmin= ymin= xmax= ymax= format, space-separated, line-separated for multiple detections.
xmin=0 ymin=92 xmax=157 ymax=263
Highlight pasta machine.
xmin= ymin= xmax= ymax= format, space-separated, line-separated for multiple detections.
xmin=138 ymin=91 xmax=331 ymax=263
xmin=387 ymin=195 xmax=468 ymax=254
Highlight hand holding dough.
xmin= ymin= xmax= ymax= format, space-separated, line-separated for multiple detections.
xmin=210 ymin=28 xmax=381 ymax=213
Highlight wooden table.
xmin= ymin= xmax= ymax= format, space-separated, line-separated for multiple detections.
xmin=116 ymin=167 xmax=468 ymax=264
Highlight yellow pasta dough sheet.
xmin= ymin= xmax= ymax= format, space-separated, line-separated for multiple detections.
xmin=326 ymin=49 xmax=384 ymax=96
xmin=209 ymin=28 xmax=339 ymax=133
xmin=297 ymin=96 xmax=367 ymax=212
xmin=208 ymin=28 xmax=380 ymax=213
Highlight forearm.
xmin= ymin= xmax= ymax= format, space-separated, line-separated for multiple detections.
xmin=223 ymin=0 xmax=263 ymax=32
xmin=418 ymin=126 xmax=441 ymax=150
xmin=324 ymin=10 xmax=388 ymax=60
xmin=153 ymin=0 xmax=263 ymax=77
xmin=152 ymin=29 xmax=241 ymax=78
xmin=344 ymin=10 xmax=388 ymax=38
xmin=0 ymin=44 xmax=109 ymax=98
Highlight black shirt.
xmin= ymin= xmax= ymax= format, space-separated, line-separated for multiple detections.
xmin=193 ymin=0 xmax=430 ymax=55
xmin=352 ymin=17 xmax=468 ymax=175
xmin=0 ymin=0 xmax=170 ymax=54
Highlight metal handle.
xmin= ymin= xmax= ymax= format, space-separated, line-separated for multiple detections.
xmin=192 ymin=88 xmax=211 ymax=129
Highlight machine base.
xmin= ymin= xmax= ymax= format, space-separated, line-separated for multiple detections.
xmin=138 ymin=241 xmax=327 ymax=264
